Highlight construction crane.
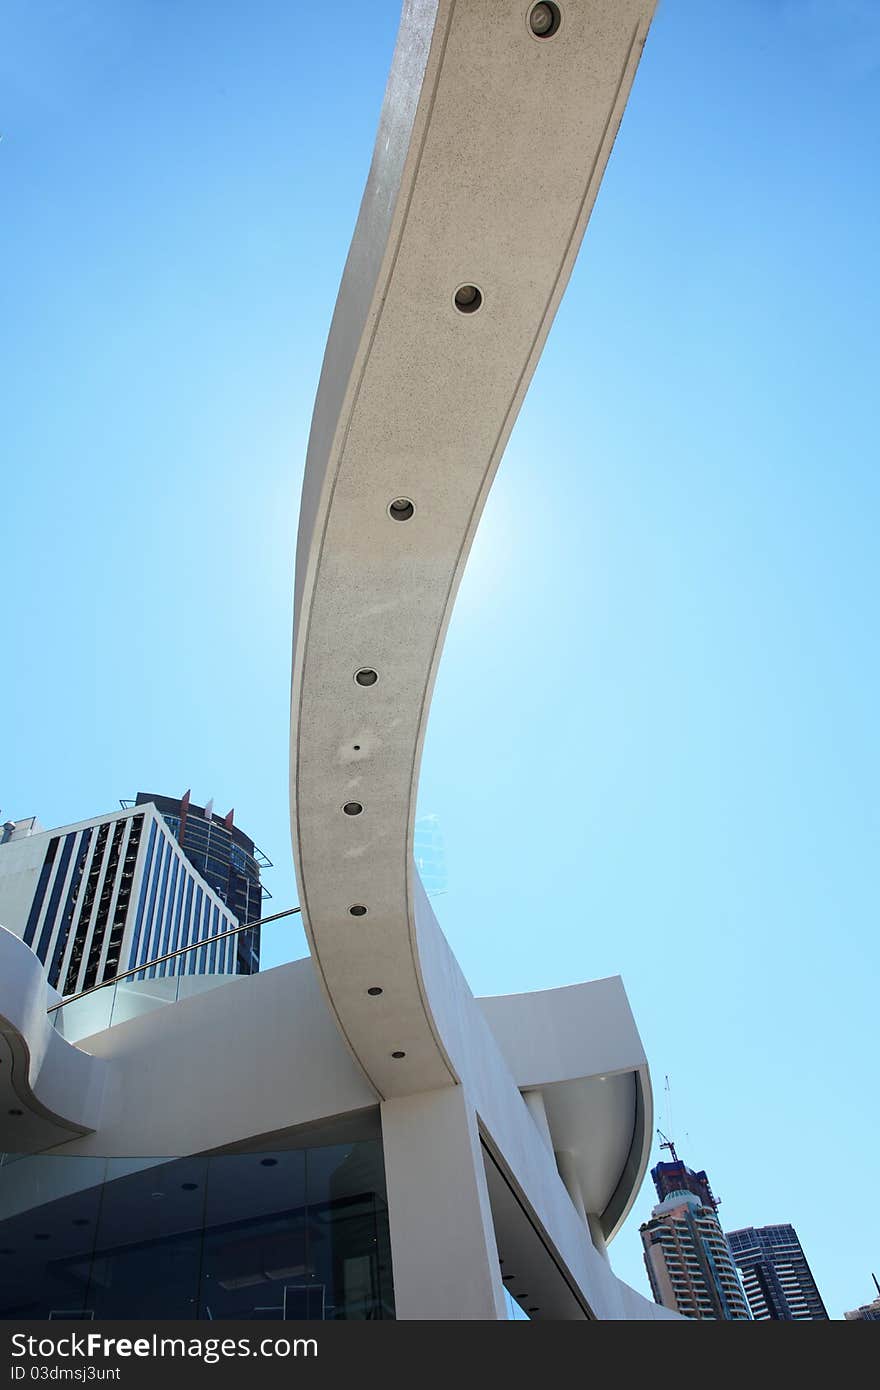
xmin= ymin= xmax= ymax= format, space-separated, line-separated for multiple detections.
xmin=656 ymin=1128 xmax=678 ymax=1162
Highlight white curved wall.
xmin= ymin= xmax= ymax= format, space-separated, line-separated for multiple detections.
xmin=0 ymin=926 xmax=105 ymax=1149
xmin=57 ymin=959 xmax=377 ymax=1159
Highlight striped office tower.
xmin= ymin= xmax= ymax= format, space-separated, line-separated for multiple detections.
xmin=0 ymin=803 xmax=244 ymax=997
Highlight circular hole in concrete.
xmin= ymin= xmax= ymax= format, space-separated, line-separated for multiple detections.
xmin=367 ymin=986 xmax=383 ymax=996
xmin=388 ymin=497 xmax=415 ymax=521
xmin=354 ymin=667 xmax=378 ymax=686
xmin=343 ymin=802 xmax=363 ymax=816
xmin=349 ymin=904 xmax=368 ymax=917
xmin=529 ymin=3 xmax=561 ymax=38
xmin=391 ymin=1050 xmax=406 ymax=1059
xmin=453 ymin=284 xmax=482 ymax=314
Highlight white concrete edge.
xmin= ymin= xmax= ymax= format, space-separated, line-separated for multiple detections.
xmin=0 ymin=926 xmax=105 ymax=1139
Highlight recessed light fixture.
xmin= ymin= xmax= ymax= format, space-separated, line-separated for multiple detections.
xmin=72 ymin=1219 xmax=90 ymax=1227
xmin=7 ymin=1109 xmax=23 ymax=1117
xmin=388 ymin=497 xmax=415 ymax=521
xmin=453 ymin=284 xmax=482 ymax=314
xmin=34 ymin=1233 xmax=51 ymax=1241
xmin=354 ymin=667 xmax=378 ymax=686
xmin=367 ymin=986 xmax=383 ymax=996
xmin=528 ymin=1306 xmax=540 ymax=1313
xmin=181 ymin=1182 xmax=198 ymax=1191
xmin=260 ymin=1158 xmax=278 ymax=1167
xmin=391 ymin=1050 xmax=406 ymax=1059
xmin=349 ymin=904 xmax=368 ymax=917
xmin=529 ymin=3 xmax=561 ymax=38
xmin=343 ymin=802 xmax=363 ymax=816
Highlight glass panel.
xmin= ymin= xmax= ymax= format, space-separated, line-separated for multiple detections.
xmin=0 ymin=1141 xmax=393 ymax=1320
xmin=198 ymin=1151 xmax=306 ymax=1320
xmin=52 ymin=973 xmax=241 ymax=1043
xmin=88 ymin=1157 xmax=208 ymax=1319
xmin=0 ymin=1155 xmax=107 ymax=1319
xmin=53 ymin=988 xmax=114 ymax=1042
xmin=109 ymin=977 xmax=179 ymax=1028
xmin=306 ymin=1142 xmax=391 ymax=1320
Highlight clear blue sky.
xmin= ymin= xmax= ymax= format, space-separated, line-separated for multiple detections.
xmin=2 ymin=1 xmax=878 ymax=1319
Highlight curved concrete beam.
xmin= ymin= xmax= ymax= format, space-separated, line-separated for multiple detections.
xmin=0 ymin=927 xmax=105 ymax=1150
xmin=291 ymin=0 xmax=656 ymax=1098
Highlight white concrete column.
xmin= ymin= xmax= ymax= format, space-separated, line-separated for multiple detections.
xmin=522 ymin=1088 xmax=554 ymax=1154
xmin=381 ymin=1085 xmax=507 ymax=1320
xmin=555 ymin=1149 xmax=609 ymax=1262
xmin=588 ymin=1212 xmax=609 ymax=1263
xmin=555 ymin=1149 xmax=588 ymax=1225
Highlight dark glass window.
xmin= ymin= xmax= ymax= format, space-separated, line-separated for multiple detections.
xmin=129 ymin=820 xmax=157 ymax=972
xmin=84 ymin=821 xmax=126 ymax=990
xmin=23 ymin=836 xmax=59 ymax=949
xmin=34 ymin=833 xmax=76 ymax=965
xmin=135 ymin=836 xmax=167 ymax=979
xmin=189 ymin=888 xmax=204 ymax=975
xmin=47 ymin=830 xmax=93 ymax=990
xmin=158 ymin=856 xmax=180 ymax=965
xmin=146 ymin=839 xmax=173 ymax=980
xmin=89 ymin=1157 xmax=208 ymax=1319
xmin=64 ymin=822 xmax=110 ymax=995
xmin=0 ymin=1140 xmax=394 ymax=1321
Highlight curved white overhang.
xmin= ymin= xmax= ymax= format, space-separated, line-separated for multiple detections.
xmin=0 ymin=926 xmax=105 ymax=1151
xmin=478 ymin=976 xmax=653 ymax=1238
xmin=291 ymin=0 xmax=657 ymax=1099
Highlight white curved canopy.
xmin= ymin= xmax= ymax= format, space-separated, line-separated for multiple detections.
xmin=290 ymin=0 xmax=656 ymax=1100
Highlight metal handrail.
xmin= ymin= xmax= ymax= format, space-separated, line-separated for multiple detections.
xmin=46 ymin=906 xmax=301 ymax=1014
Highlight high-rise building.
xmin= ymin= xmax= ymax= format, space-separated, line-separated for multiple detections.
xmin=641 ymin=1159 xmax=752 ymax=1320
xmin=844 ymin=1277 xmax=880 ymax=1321
xmin=0 ymin=803 xmax=245 ymax=996
xmin=127 ymin=791 xmax=270 ymax=973
xmin=726 ymin=1225 xmax=828 ymax=1320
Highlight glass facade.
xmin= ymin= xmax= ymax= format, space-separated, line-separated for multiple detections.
xmin=0 ymin=1140 xmax=394 ymax=1321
